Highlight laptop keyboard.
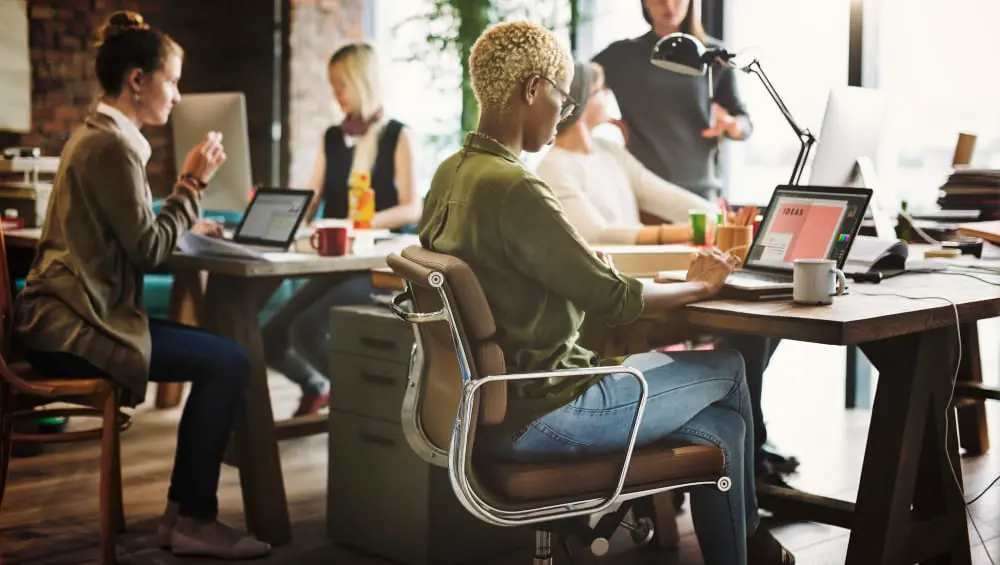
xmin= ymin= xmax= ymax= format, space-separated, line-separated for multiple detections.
xmin=728 ymin=270 xmax=791 ymax=284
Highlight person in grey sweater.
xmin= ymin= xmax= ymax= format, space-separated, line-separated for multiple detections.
xmin=594 ymin=0 xmax=800 ymax=485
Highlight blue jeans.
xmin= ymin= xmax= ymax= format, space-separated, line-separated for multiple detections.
xmin=261 ymin=275 xmax=375 ymax=395
xmin=26 ymin=320 xmax=250 ymax=520
xmin=721 ymin=334 xmax=781 ymax=466
xmin=487 ymin=350 xmax=758 ymax=565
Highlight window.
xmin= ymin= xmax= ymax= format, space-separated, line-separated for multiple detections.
xmin=589 ymin=0 xmax=649 ymax=58
xmin=866 ymin=0 xmax=1000 ymax=211
xmin=723 ymin=0 xmax=851 ymax=204
xmin=374 ymin=0 xmax=575 ymax=191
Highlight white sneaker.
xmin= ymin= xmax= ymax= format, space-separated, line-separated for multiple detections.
xmin=170 ymin=517 xmax=271 ymax=560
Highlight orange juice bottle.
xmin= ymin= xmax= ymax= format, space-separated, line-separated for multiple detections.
xmin=348 ymin=171 xmax=375 ymax=229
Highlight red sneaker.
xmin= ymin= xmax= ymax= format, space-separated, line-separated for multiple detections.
xmin=293 ymin=390 xmax=330 ymax=417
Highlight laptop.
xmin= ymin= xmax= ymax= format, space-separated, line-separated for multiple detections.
xmin=177 ymin=188 xmax=314 ymax=261
xmin=658 ymin=185 xmax=873 ymax=299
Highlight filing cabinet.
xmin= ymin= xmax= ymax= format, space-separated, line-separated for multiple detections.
xmin=326 ymin=305 xmax=531 ymax=565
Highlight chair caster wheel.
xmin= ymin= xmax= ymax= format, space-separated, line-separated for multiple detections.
xmin=625 ymin=516 xmax=655 ymax=546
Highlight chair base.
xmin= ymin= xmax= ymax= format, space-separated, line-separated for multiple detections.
xmin=533 ymin=531 xmax=553 ymax=565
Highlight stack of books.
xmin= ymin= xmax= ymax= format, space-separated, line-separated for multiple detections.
xmin=938 ymin=167 xmax=1000 ymax=220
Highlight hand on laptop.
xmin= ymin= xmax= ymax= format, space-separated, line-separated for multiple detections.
xmin=192 ymin=219 xmax=224 ymax=238
xmin=684 ymin=249 xmax=741 ymax=295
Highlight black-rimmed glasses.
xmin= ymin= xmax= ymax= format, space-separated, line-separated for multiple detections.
xmin=537 ymin=75 xmax=578 ymax=122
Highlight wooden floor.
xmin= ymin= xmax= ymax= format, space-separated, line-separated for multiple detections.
xmin=1 ymin=320 xmax=999 ymax=565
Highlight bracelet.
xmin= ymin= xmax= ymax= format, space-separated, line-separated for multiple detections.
xmin=179 ymin=172 xmax=207 ymax=190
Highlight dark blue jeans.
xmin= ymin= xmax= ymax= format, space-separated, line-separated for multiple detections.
xmin=26 ymin=320 xmax=250 ymax=520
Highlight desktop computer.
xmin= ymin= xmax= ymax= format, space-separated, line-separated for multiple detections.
xmin=170 ymin=92 xmax=253 ymax=215
xmin=809 ymin=86 xmax=897 ymax=238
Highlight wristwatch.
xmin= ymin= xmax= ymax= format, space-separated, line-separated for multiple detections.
xmin=179 ymin=172 xmax=207 ymax=190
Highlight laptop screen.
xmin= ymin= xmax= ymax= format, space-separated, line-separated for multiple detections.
xmin=233 ymin=188 xmax=314 ymax=247
xmin=744 ymin=186 xmax=872 ymax=271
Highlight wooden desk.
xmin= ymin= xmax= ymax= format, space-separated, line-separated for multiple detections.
xmin=165 ymin=240 xmax=416 ymax=546
xmin=3 ymin=227 xmax=41 ymax=250
xmin=655 ymin=272 xmax=1000 ymax=565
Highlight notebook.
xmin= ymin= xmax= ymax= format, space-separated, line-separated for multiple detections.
xmin=957 ymin=220 xmax=1000 ymax=245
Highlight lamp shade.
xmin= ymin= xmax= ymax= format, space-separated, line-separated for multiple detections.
xmin=650 ymin=32 xmax=707 ymax=76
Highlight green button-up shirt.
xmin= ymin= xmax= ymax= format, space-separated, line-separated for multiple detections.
xmin=419 ymin=134 xmax=645 ymax=436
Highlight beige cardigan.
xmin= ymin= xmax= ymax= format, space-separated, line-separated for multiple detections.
xmin=13 ymin=113 xmax=202 ymax=406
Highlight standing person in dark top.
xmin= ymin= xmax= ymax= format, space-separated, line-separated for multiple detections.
xmin=262 ymin=42 xmax=421 ymax=417
xmin=594 ymin=0 xmax=799 ymax=483
xmin=594 ymin=0 xmax=750 ymax=200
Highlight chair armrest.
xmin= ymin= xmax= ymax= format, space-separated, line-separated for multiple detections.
xmin=389 ymin=286 xmax=446 ymax=323
xmin=452 ymin=364 xmax=650 ymax=527
xmin=0 ymin=356 xmax=58 ymax=397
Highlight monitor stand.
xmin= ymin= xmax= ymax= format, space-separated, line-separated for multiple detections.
xmin=851 ymin=156 xmax=896 ymax=239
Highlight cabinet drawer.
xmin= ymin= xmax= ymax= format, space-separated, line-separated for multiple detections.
xmin=328 ymin=353 xmax=408 ymax=422
xmin=327 ymin=412 xmax=431 ymax=561
xmin=327 ymin=412 xmax=532 ymax=564
xmin=330 ymin=304 xmax=414 ymax=364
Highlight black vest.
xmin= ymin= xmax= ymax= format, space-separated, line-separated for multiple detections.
xmin=321 ymin=119 xmax=403 ymax=219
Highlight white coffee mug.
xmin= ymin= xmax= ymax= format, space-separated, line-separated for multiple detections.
xmin=793 ymin=259 xmax=847 ymax=305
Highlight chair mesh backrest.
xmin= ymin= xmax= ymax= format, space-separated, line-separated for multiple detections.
xmin=387 ymin=246 xmax=507 ymax=453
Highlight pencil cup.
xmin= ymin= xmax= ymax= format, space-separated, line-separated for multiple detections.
xmin=715 ymin=225 xmax=753 ymax=266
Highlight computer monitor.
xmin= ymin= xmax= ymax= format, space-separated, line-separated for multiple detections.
xmin=171 ymin=92 xmax=253 ymax=213
xmin=809 ymin=86 xmax=897 ymax=238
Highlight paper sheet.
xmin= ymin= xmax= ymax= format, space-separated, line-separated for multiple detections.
xmin=0 ymin=0 xmax=30 ymax=133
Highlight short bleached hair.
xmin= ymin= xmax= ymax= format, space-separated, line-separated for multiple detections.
xmin=469 ymin=20 xmax=573 ymax=112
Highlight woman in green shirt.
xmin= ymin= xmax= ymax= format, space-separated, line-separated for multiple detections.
xmin=418 ymin=20 xmax=792 ymax=565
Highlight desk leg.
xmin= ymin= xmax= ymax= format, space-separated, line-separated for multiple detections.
xmin=202 ymin=275 xmax=290 ymax=546
xmin=844 ymin=345 xmax=873 ymax=409
xmin=156 ymin=270 xmax=207 ymax=409
xmin=956 ymin=322 xmax=989 ymax=456
xmin=850 ymin=329 xmax=971 ymax=565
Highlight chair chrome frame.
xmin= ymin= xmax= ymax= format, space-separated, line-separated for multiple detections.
xmin=389 ymin=270 xmax=731 ymax=530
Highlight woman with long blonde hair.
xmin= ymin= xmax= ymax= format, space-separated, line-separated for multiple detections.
xmin=262 ymin=42 xmax=421 ymax=417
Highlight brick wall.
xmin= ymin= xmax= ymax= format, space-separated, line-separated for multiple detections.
xmin=12 ymin=0 xmax=174 ymax=195
xmin=3 ymin=0 xmax=362 ymax=197
xmin=7 ymin=0 xmax=280 ymax=197
xmin=287 ymin=0 xmax=366 ymax=188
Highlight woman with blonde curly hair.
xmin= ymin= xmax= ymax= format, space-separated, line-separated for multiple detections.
xmin=418 ymin=20 xmax=793 ymax=565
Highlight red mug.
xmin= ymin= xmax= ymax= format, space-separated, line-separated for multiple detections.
xmin=311 ymin=226 xmax=348 ymax=256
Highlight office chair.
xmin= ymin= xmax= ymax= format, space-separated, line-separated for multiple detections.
xmin=386 ymin=245 xmax=730 ymax=563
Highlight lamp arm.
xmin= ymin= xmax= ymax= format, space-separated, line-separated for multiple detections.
xmin=742 ymin=59 xmax=816 ymax=185
xmin=743 ymin=60 xmax=810 ymax=139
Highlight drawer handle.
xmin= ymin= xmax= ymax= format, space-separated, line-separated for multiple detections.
xmin=359 ymin=337 xmax=397 ymax=351
xmin=358 ymin=431 xmax=396 ymax=447
xmin=361 ymin=372 xmax=396 ymax=387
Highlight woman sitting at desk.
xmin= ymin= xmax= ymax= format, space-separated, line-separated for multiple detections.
xmin=536 ymin=60 xmax=719 ymax=245
xmin=542 ymin=60 xmax=797 ymax=484
xmin=12 ymin=11 xmax=269 ymax=559
xmin=418 ymin=20 xmax=793 ymax=565
xmin=261 ymin=41 xmax=420 ymax=417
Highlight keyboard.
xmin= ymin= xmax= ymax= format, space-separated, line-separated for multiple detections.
xmin=728 ymin=270 xmax=791 ymax=284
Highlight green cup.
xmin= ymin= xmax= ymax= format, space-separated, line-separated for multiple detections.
xmin=690 ymin=210 xmax=709 ymax=245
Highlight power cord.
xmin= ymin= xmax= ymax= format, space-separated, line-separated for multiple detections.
xmin=851 ymin=289 xmax=995 ymax=564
